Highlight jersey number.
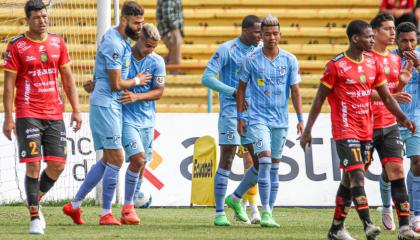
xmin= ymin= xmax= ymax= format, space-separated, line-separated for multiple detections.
xmin=351 ymin=148 xmax=362 ymax=162
xmin=29 ymin=141 xmax=39 ymax=155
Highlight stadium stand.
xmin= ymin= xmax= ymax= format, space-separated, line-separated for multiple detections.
xmin=0 ymin=0 xmax=380 ymax=113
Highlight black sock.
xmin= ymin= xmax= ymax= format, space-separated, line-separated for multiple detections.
xmin=25 ymin=175 xmax=39 ymax=220
xmin=391 ymin=178 xmax=410 ymax=227
xmin=39 ymin=170 xmax=57 ymax=201
xmin=331 ymin=184 xmax=352 ymax=232
xmin=351 ymin=186 xmax=372 ymax=229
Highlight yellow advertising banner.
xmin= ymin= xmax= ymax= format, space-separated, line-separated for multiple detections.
xmin=191 ymin=135 xmax=217 ymax=206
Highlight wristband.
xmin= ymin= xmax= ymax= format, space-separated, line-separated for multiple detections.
xmin=297 ymin=114 xmax=303 ymax=122
xmin=134 ymin=76 xmax=141 ymax=85
xmin=237 ymin=112 xmax=245 ymax=120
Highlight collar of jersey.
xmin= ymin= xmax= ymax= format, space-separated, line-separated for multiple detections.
xmin=372 ymin=49 xmax=389 ymax=57
xmin=24 ymin=32 xmax=48 ymax=43
xmin=344 ymin=52 xmax=364 ymax=64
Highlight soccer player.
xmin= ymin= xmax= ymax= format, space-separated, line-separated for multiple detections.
xmin=2 ymin=0 xmax=82 ymax=235
xmin=237 ymin=15 xmax=304 ymax=228
xmin=369 ymin=14 xmax=419 ymax=239
xmin=300 ymin=20 xmax=416 ymax=240
xmin=120 ymin=23 xmax=165 ymax=224
xmin=381 ymin=21 xmax=420 ymax=233
xmin=63 ymin=1 xmax=150 ymax=225
xmin=201 ymin=15 xmax=262 ymax=226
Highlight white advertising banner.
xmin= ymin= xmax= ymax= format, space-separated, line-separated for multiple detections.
xmin=0 ymin=113 xmax=410 ymax=206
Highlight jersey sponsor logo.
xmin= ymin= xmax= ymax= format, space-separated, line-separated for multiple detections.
xmin=332 ymin=53 xmax=344 ymax=62
xmin=338 ymin=61 xmax=351 ymax=72
xmin=384 ymin=65 xmax=390 ymax=75
xmin=26 ymin=55 xmax=36 ymax=62
xmin=257 ymin=78 xmax=264 ymax=86
xmin=49 ymin=37 xmax=60 ymax=47
xmin=212 ymin=52 xmax=219 ymax=60
xmin=345 ymin=78 xmax=357 ymax=84
xmin=16 ymin=41 xmax=31 ymax=52
xmin=40 ymin=53 xmax=48 ymax=63
xmin=357 ymin=65 xmax=364 ymax=73
xmin=28 ymin=68 xmax=57 ymax=77
xmin=24 ymin=80 xmax=31 ymax=104
xmin=125 ymin=59 xmax=130 ymax=67
xmin=341 ymin=101 xmax=349 ymax=127
xmin=51 ymin=54 xmax=60 ymax=59
xmin=351 ymin=102 xmax=369 ymax=109
xmin=345 ymin=89 xmax=372 ymax=98
xmin=38 ymin=45 xmax=46 ymax=52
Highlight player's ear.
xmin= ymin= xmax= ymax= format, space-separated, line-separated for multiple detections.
xmin=351 ymin=34 xmax=359 ymax=44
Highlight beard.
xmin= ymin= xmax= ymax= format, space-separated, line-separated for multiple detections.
xmin=125 ymin=25 xmax=140 ymax=40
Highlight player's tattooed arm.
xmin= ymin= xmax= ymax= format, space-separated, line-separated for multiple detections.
xmin=300 ymin=84 xmax=330 ymax=150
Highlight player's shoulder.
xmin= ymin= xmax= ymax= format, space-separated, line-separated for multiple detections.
xmin=148 ymin=52 xmax=165 ymax=65
xmin=246 ymin=47 xmax=262 ymax=60
xmin=279 ymin=48 xmax=298 ymax=61
xmin=217 ymin=39 xmax=236 ymax=52
xmin=47 ymin=32 xmax=65 ymax=41
xmin=8 ymin=34 xmax=25 ymax=45
xmin=331 ymin=52 xmax=345 ymax=63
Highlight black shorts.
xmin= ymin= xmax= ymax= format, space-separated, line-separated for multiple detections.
xmin=16 ymin=118 xmax=67 ymax=163
xmin=372 ymin=124 xmax=404 ymax=166
xmin=335 ymin=139 xmax=373 ymax=172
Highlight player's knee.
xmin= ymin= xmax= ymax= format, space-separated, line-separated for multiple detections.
xmin=257 ymin=151 xmax=271 ymax=159
xmin=129 ymin=153 xmax=146 ymax=173
xmin=104 ymin=149 xmax=124 ymax=167
xmin=26 ymin=162 xmax=41 ymax=178
xmin=47 ymin=162 xmax=65 ymax=175
xmin=384 ymin=162 xmax=404 ymax=181
xmin=348 ymin=169 xmax=365 ymax=187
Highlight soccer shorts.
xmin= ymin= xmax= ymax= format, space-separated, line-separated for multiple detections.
xmin=90 ymin=105 xmax=122 ymax=150
xmin=218 ymin=115 xmax=253 ymax=146
xmin=122 ymin=124 xmax=153 ymax=162
xmin=372 ymin=124 xmax=403 ymax=166
xmin=249 ymin=123 xmax=287 ymax=159
xmin=16 ymin=118 xmax=67 ymax=163
xmin=335 ymin=139 xmax=373 ymax=172
xmin=400 ymin=128 xmax=420 ymax=158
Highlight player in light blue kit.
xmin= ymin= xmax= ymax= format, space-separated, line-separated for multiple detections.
xmin=120 ymin=23 xmax=165 ymax=224
xmin=237 ymin=15 xmax=304 ymax=228
xmin=379 ymin=22 xmax=420 ymax=233
xmin=63 ymin=2 xmax=152 ymax=225
xmin=202 ymin=15 xmax=262 ymax=226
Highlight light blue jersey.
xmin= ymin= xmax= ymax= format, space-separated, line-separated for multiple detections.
xmin=206 ymin=37 xmax=260 ymax=117
xmin=90 ymin=27 xmax=131 ymax=109
xmin=123 ymin=52 xmax=166 ymax=128
xmin=239 ymin=47 xmax=301 ymax=128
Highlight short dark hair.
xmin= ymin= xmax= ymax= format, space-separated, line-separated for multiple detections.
xmin=241 ymin=15 xmax=261 ymax=29
xmin=370 ymin=12 xmax=394 ymax=29
xmin=121 ymin=1 xmax=144 ymax=17
xmin=24 ymin=0 xmax=47 ymax=18
xmin=346 ymin=20 xmax=371 ymax=40
xmin=396 ymin=21 xmax=417 ymax=39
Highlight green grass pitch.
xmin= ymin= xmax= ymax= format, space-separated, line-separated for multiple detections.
xmin=0 ymin=206 xmax=402 ymax=239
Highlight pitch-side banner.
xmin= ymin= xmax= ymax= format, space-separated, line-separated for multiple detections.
xmin=0 ymin=113 xmax=411 ymax=206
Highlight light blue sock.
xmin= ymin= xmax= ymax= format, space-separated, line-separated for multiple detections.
xmin=408 ymin=170 xmax=414 ymax=212
xmin=412 ymin=173 xmax=420 ymax=216
xmin=233 ymin=167 xmax=258 ymax=199
xmin=74 ymin=159 xmax=106 ymax=202
xmin=379 ymin=174 xmax=392 ymax=208
xmin=134 ymin=177 xmax=143 ymax=197
xmin=258 ymin=157 xmax=271 ymax=213
xmin=102 ymin=163 xmax=120 ymax=210
xmin=269 ymin=163 xmax=279 ymax=212
xmin=214 ymin=168 xmax=230 ymax=213
xmin=124 ymin=169 xmax=139 ymax=205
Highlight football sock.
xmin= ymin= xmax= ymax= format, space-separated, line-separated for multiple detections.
xmin=72 ymin=159 xmax=106 ymax=208
xmin=379 ymin=173 xmax=392 ymax=209
xmin=25 ymin=175 xmax=40 ymax=221
xmin=351 ymin=186 xmax=372 ymax=229
xmin=134 ymin=177 xmax=143 ymax=197
xmin=391 ymin=178 xmax=410 ymax=227
xmin=233 ymin=167 xmax=258 ymax=199
xmin=258 ymin=157 xmax=271 ymax=213
xmin=214 ymin=168 xmax=230 ymax=213
xmin=102 ymin=163 xmax=120 ymax=211
xmin=331 ymin=184 xmax=351 ymax=231
xmin=124 ymin=168 xmax=139 ymax=205
xmin=269 ymin=163 xmax=279 ymax=212
xmin=407 ymin=170 xmax=414 ymax=213
xmin=38 ymin=170 xmax=57 ymax=201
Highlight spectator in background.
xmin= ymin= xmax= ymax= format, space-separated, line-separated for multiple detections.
xmin=156 ymin=0 xmax=184 ymax=70
xmin=415 ymin=0 xmax=420 ymax=32
xmin=380 ymin=0 xmax=416 ymax=27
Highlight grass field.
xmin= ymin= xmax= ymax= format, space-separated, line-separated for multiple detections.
xmin=0 ymin=206 xmax=403 ymax=239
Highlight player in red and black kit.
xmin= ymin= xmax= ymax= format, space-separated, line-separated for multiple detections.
xmin=300 ymin=20 xmax=416 ymax=240
xmin=369 ymin=14 xmax=420 ymax=239
xmin=2 ymin=0 xmax=81 ymax=235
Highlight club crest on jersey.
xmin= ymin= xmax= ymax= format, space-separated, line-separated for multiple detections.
xmin=226 ymin=131 xmax=234 ymax=140
xmin=213 ymin=52 xmax=219 ymax=60
xmin=112 ymin=53 xmax=119 ymax=61
xmin=156 ymin=76 xmax=165 ymax=84
xmin=359 ymin=74 xmax=366 ymax=84
xmin=130 ymin=141 xmax=138 ymax=150
xmin=255 ymin=138 xmax=263 ymax=148
xmin=257 ymin=78 xmax=264 ymax=86
xmin=383 ymin=65 xmax=390 ymax=75
xmin=114 ymin=135 xmax=121 ymax=145
xmin=40 ymin=53 xmax=48 ymax=63
xmin=279 ymin=66 xmax=286 ymax=76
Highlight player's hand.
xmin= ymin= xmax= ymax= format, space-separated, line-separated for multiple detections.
xmin=71 ymin=112 xmax=82 ymax=132
xmin=2 ymin=117 xmax=16 ymax=141
xmin=399 ymin=60 xmax=414 ymax=85
xmin=403 ymin=51 xmax=420 ymax=67
xmin=299 ymin=130 xmax=312 ymax=151
xmin=237 ymin=119 xmax=246 ymax=137
xmin=121 ymin=90 xmax=138 ymax=104
xmin=83 ymin=80 xmax=95 ymax=93
xmin=136 ymin=71 xmax=152 ymax=86
xmin=392 ymin=92 xmax=412 ymax=104
xmin=297 ymin=121 xmax=304 ymax=136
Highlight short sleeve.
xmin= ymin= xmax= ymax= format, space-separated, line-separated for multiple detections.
xmin=59 ymin=38 xmax=71 ymax=67
xmin=151 ymin=57 xmax=166 ymax=87
xmin=289 ymin=55 xmax=301 ymax=85
xmin=238 ymin=56 xmax=251 ymax=83
xmin=206 ymin=45 xmax=228 ymax=74
xmin=100 ymin=39 xmax=125 ymax=70
xmin=374 ymin=59 xmax=387 ymax=88
xmin=3 ymin=42 xmax=20 ymax=73
xmin=320 ymin=61 xmax=337 ymax=89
